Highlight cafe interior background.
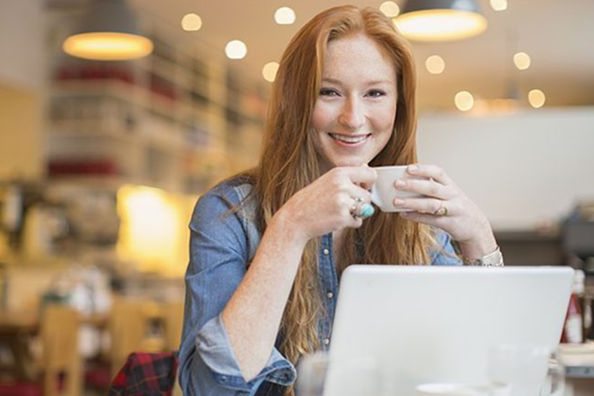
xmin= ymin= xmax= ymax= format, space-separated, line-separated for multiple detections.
xmin=1 ymin=0 xmax=594 ymax=394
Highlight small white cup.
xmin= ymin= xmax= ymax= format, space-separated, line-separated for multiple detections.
xmin=370 ymin=165 xmax=423 ymax=212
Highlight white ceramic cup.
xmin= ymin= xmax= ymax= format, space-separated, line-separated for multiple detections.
xmin=370 ymin=165 xmax=423 ymax=212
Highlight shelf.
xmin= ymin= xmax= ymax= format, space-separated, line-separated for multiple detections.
xmin=52 ymin=79 xmax=145 ymax=103
xmin=46 ymin=22 xmax=266 ymax=195
xmin=48 ymin=128 xmax=141 ymax=145
xmin=49 ymin=124 xmax=210 ymax=156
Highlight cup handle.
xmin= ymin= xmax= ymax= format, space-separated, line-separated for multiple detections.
xmin=370 ymin=186 xmax=380 ymax=208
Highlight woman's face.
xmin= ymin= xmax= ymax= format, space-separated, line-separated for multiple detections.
xmin=311 ymin=33 xmax=398 ymax=173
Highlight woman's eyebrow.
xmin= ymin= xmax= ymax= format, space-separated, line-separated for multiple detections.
xmin=321 ymin=77 xmax=394 ymax=85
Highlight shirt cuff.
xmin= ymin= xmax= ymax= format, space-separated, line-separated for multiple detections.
xmin=196 ymin=314 xmax=297 ymax=391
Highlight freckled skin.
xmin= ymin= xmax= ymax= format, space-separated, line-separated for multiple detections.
xmin=311 ymin=33 xmax=398 ymax=173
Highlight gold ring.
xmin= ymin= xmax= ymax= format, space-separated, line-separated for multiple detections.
xmin=433 ymin=205 xmax=448 ymax=216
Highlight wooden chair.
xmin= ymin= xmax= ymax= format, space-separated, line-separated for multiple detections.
xmin=0 ymin=304 xmax=81 ymax=396
xmin=41 ymin=305 xmax=82 ymax=396
xmin=163 ymin=301 xmax=184 ymax=351
xmin=85 ymin=297 xmax=167 ymax=392
xmin=108 ymin=298 xmax=166 ymax=374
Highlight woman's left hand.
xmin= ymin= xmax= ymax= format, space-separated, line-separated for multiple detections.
xmin=393 ymin=164 xmax=497 ymax=258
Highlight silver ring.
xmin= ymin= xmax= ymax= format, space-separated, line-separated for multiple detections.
xmin=350 ymin=198 xmax=375 ymax=219
xmin=433 ymin=204 xmax=448 ymax=216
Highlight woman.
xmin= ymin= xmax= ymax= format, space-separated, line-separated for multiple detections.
xmin=178 ymin=5 xmax=502 ymax=395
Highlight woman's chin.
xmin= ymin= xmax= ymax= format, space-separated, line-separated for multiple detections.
xmin=317 ymin=155 xmax=369 ymax=172
xmin=333 ymin=159 xmax=368 ymax=168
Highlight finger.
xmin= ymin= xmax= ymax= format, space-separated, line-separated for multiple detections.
xmin=350 ymin=200 xmax=375 ymax=219
xmin=406 ymin=164 xmax=452 ymax=186
xmin=341 ymin=197 xmax=365 ymax=228
xmin=339 ymin=166 xmax=378 ymax=187
xmin=341 ymin=194 xmax=371 ymax=220
xmin=394 ymin=197 xmax=447 ymax=215
xmin=395 ymin=177 xmax=447 ymax=200
xmin=400 ymin=210 xmax=447 ymax=225
xmin=321 ymin=168 xmax=371 ymax=199
xmin=352 ymin=185 xmax=373 ymax=203
xmin=349 ymin=217 xmax=364 ymax=229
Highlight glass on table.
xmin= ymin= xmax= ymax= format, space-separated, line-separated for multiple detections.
xmin=539 ymin=354 xmax=565 ymax=396
xmin=486 ymin=344 xmax=565 ymax=396
xmin=296 ymin=351 xmax=329 ymax=396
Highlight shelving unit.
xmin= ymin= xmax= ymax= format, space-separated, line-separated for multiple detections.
xmin=45 ymin=12 xmax=267 ymax=195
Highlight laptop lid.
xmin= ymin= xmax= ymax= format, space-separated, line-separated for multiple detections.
xmin=323 ymin=265 xmax=573 ymax=396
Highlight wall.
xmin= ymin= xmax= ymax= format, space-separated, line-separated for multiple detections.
xmin=0 ymin=0 xmax=46 ymax=90
xmin=417 ymin=107 xmax=594 ymax=230
xmin=0 ymin=0 xmax=46 ymax=180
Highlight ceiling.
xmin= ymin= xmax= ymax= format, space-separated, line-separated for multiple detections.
xmin=126 ymin=0 xmax=594 ymax=112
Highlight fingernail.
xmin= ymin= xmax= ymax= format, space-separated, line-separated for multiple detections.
xmin=393 ymin=198 xmax=404 ymax=206
xmin=407 ymin=164 xmax=418 ymax=173
xmin=395 ymin=180 xmax=406 ymax=188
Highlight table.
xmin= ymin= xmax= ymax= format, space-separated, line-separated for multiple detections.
xmin=558 ymin=342 xmax=594 ymax=396
xmin=0 ymin=311 xmax=39 ymax=379
xmin=0 ymin=309 xmax=108 ymax=380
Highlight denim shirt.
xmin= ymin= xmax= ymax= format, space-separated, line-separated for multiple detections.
xmin=178 ymin=177 xmax=461 ymax=396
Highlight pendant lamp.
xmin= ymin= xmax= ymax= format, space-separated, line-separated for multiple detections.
xmin=394 ymin=0 xmax=487 ymax=42
xmin=63 ymin=0 xmax=153 ymax=61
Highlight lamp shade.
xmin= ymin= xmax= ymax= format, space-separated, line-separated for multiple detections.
xmin=394 ymin=0 xmax=487 ymax=42
xmin=63 ymin=0 xmax=153 ymax=61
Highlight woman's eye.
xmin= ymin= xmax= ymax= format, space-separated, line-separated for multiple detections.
xmin=367 ymin=89 xmax=386 ymax=98
xmin=320 ymin=88 xmax=339 ymax=97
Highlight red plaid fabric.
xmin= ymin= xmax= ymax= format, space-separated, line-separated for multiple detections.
xmin=108 ymin=351 xmax=178 ymax=396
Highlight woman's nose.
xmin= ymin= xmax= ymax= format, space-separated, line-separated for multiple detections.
xmin=338 ymin=98 xmax=365 ymax=130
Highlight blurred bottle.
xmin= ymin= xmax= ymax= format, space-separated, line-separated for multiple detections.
xmin=561 ymin=269 xmax=584 ymax=344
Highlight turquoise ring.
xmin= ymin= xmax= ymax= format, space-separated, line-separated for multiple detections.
xmin=351 ymin=198 xmax=375 ymax=219
xmin=359 ymin=203 xmax=375 ymax=218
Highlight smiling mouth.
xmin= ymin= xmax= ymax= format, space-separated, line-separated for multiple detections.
xmin=328 ymin=133 xmax=371 ymax=144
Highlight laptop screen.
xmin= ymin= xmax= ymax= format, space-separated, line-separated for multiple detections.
xmin=323 ymin=265 xmax=573 ymax=396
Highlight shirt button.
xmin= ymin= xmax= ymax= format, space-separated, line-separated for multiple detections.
xmin=323 ymin=248 xmax=330 ymax=255
xmin=326 ymin=291 xmax=333 ymax=299
xmin=323 ymin=338 xmax=330 ymax=345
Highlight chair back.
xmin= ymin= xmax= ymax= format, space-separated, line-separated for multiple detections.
xmin=41 ymin=304 xmax=81 ymax=396
xmin=163 ymin=301 xmax=184 ymax=351
xmin=108 ymin=297 xmax=165 ymax=375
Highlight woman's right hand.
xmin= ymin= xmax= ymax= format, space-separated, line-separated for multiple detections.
xmin=277 ymin=166 xmax=377 ymax=243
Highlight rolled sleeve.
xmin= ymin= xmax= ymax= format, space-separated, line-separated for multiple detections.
xmin=197 ymin=315 xmax=296 ymax=391
xmin=178 ymin=181 xmax=295 ymax=396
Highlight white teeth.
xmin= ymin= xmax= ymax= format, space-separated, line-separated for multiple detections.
xmin=329 ymin=133 xmax=368 ymax=143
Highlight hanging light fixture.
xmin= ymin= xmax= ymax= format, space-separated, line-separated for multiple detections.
xmin=394 ymin=0 xmax=487 ymax=42
xmin=62 ymin=0 xmax=153 ymax=61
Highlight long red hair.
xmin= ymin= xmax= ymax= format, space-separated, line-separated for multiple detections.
xmin=245 ymin=6 xmax=433 ymax=394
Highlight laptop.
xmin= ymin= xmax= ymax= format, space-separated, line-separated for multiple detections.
xmin=323 ymin=265 xmax=573 ymax=396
